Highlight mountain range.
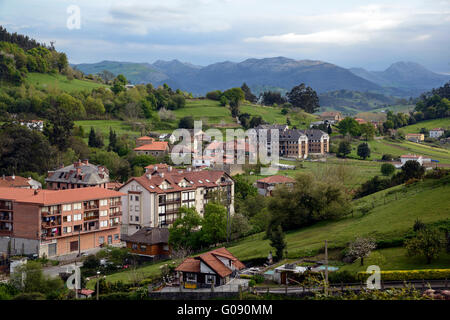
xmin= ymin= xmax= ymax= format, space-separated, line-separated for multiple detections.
xmin=73 ymin=57 xmax=450 ymax=97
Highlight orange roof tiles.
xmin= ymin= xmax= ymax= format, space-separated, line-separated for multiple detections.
xmin=0 ymin=187 xmax=125 ymax=205
xmin=137 ymin=136 xmax=154 ymax=141
xmin=175 ymin=258 xmax=200 ymax=273
xmin=0 ymin=176 xmax=33 ymax=188
xmin=134 ymin=141 xmax=168 ymax=151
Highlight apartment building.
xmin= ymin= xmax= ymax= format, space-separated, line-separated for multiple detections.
xmin=0 ymin=187 xmax=124 ymax=258
xmin=119 ymin=165 xmax=234 ymax=236
xmin=304 ymin=129 xmax=329 ymax=155
xmin=0 ymin=175 xmax=42 ymax=189
xmin=46 ymin=159 xmax=110 ymax=190
xmin=279 ymin=129 xmax=309 ymax=159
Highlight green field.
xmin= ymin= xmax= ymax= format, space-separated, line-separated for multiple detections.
xmin=26 ymin=73 xmax=108 ymax=92
xmin=227 ymin=177 xmax=450 ymax=261
xmin=400 ymin=118 xmax=450 ymax=134
xmin=244 ymin=158 xmax=382 ymax=190
xmin=173 ymin=99 xmax=235 ymax=125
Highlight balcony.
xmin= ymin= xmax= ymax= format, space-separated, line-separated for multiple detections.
xmin=109 ymin=211 xmax=122 ymax=217
xmin=41 ymin=221 xmax=60 ymax=228
xmin=84 ymin=205 xmax=99 ymax=211
xmin=41 ymin=211 xmax=61 ymax=217
xmin=0 ymin=205 xmax=12 ymax=211
xmin=110 ymin=201 xmax=122 ymax=207
xmin=84 ymin=215 xmax=99 ymax=221
xmin=0 ymin=214 xmax=12 ymax=222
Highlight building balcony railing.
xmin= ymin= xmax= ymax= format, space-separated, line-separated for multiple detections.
xmin=109 ymin=211 xmax=122 ymax=217
xmin=160 ymin=198 xmax=181 ymax=205
xmin=0 ymin=229 xmax=12 ymax=235
xmin=84 ymin=215 xmax=99 ymax=221
xmin=41 ymin=221 xmax=60 ymax=228
xmin=84 ymin=205 xmax=99 ymax=211
xmin=0 ymin=215 xmax=12 ymax=222
xmin=41 ymin=211 xmax=61 ymax=217
xmin=110 ymin=201 xmax=122 ymax=207
xmin=0 ymin=205 xmax=12 ymax=211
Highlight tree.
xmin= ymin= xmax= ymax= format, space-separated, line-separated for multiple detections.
xmin=108 ymin=128 xmax=117 ymax=152
xmin=357 ymin=143 xmax=370 ymax=160
xmin=131 ymin=154 xmax=156 ymax=168
xmin=201 ymin=202 xmax=227 ymax=245
xmin=233 ymin=174 xmax=257 ymax=200
xmin=261 ymin=91 xmax=286 ymax=106
xmin=43 ymin=102 xmax=76 ymax=151
xmin=88 ymin=127 xmax=103 ymax=148
xmin=405 ymin=228 xmax=442 ymax=264
xmin=178 ymin=116 xmax=194 ymax=129
xmin=267 ymin=173 xmax=351 ymax=231
xmin=169 ymin=207 xmax=203 ymax=250
xmin=206 ymin=90 xmax=222 ymax=101
xmin=111 ymin=74 xmax=127 ymax=94
xmin=337 ymin=141 xmax=351 ymax=158
xmin=338 ymin=117 xmax=361 ymax=137
xmin=269 ymin=225 xmax=287 ymax=261
xmin=401 ymin=160 xmax=425 ymax=181
xmin=249 ymin=115 xmax=263 ymax=128
xmin=381 ymin=163 xmax=395 ymax=176
xmin=286 ymin=83 xmax=320 ymax=113
xmin=241 ymin=83 xmax=257 ymax=103
xmin=347 ymin=237 xmax=376 ymax=266
xmin=229 ymin=213 xmax=251 ymax=241
xmin=360 ymin=123 xmax=375 ymax=141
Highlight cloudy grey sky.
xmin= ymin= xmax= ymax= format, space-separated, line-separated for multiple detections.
xmin=1 ymin=0 xmax=449 ymax=72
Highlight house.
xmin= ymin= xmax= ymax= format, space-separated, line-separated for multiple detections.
xmin=134 ymin=136 xmax=169 ymax=157
xmin=354 ymin=118 xmax=367 ymax=125
xmin=304 ymin=129 xmax=329 ymax=155
xmin=175 ymin=247 xmax=245 ymax=288
xmin=77 ymin=289 xmax=95 ymax=299
xmin=320 ymin=111 xmax=342 ymax=124
xmin=0 ymin=175 xmax=42 ymax=189
xmin=429 ymin=128 xmax=445 ymax=139
xmin=19 ymin=120 xmax=44 ymax=131
xmin=159 ymin=133 xmax=176 ymax=144
xmin=273 ymin=263 xmax=308 ymax=285
xmin=256 ymin=175 xmax=296 ymax=196
xmin=0 ymin=187 xmax=124 ymax=258
xmin=46 ymin=160 xmax=110 ymax=190
xmin=400 ymin=154 xmax=423 ymax=166
xmin=279 ymin=129 xmax=309 ymax=159
xmin=119 ymin=165 xmax=234 ymax=235
xmin=121 ymin=227 xmax=170 ymax=259
xmin=405 ymin=133 xmax=424 ymax=143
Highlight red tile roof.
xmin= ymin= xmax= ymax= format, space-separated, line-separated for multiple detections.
xmin=0 ymin=176 xmax=33 ymax=188
xmin=175 ymin=258 xmax=200 ymax=273
xmin=123 ymin=169 xmax=232 ymax=194
xmin=401 ymin=154 xmax=421 ymax=159
xmin=134 ymin=141 xmax=168 ymax=151
xmin=137 ymin=136 xmax=154 ymax=141
xmin=0 ymin=187 xmax=125 ymax=205
xmin=257 ymin=175 xmax=296 ymax=184
xmin=175 ymin=247 xmax=245 ymax=277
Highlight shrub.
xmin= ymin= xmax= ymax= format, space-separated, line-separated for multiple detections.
xmin=381 ymin=163 xmax=395 ymax=176
xmin=375 ymin=238 xmax=405 ymax=249
xmin=357 ymin=269 xmax=450 ymax=281
xmin=252 ymin=274 xmax=265 ymax=284
xmin=248 ymin=280 xmax=256 ymax=287
xmin=328 ymin=271 xmax=357 ymax=284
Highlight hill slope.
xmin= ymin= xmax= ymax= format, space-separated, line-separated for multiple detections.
xmin=227 ymin=177 xmax=450 ymax=261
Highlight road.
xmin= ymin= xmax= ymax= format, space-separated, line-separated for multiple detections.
xmin=43 ymin=262 xmax=83 ymax=278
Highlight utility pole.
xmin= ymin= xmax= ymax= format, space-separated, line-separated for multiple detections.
xmin=324 ymin=240 xmax=328 ymax=296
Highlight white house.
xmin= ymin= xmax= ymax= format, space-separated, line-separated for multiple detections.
xmin=429 ymin=128 xmax=445 ymax=139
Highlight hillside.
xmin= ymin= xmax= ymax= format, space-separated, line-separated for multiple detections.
xmin=26 ymin=73 xmax=108 ymax=92
xmin=400 ymin=118 xmax=450 ymax=134
xmin=74 ymin=57 xmax=381 ymax=95
xmin=227 ymin=176 xmax=450 ymax=262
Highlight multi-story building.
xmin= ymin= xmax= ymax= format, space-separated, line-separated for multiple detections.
xmin=0 ymin=187 xmax=124 ymax=258
xmin=405 ymin=133 xmax=425 ymax=143
xmin=320 ymin=111 xmax=342 ymax=124
xmin=429 ymin=128 xmax=445 ymax=139
xmin=46 ymin=159 xmax=110 ymax=190
xmin=256 ymin=125 xmax=329 ymax=158
xmin=119 ymin=165 xmax=234 ymax=235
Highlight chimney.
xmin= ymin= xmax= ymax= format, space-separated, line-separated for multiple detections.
xmin=160 ymin=172 xmax=164 ymax=178
xmin=187 ymin=167 xmax=191 ymax=172
xmin=34 ymin=189 xmax=38 ymax=195
xmin=154 ymin=166 xmax=158 ymax=171
xmin=11 ymin=174 xmax=15 ymax=180
xmin=146 ymin=174 xmax=151 ymax=180
xmin=168 ymin=166 xmax=172 ymax=172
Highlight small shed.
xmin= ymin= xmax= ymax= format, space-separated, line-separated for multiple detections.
xmin=273 ymin=263 xmax=308 ymax=284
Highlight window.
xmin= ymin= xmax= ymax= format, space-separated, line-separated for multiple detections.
xmin=132 ymin=243 xmax=138 ymax=250
xmin=63 ymin=226 xmax=72 ymax=233
xmin=107 ymin=235 xmax=112 ymax=244
xmin=114 ymin=234 xmax=119 ymax=241
xmin=135 ymin=195 xmax=139 ymax=201
xmin=62 ymin=204 xmax=72 ymax=211
xmin=99 ymin=199 xmax=108 ymax=206
xmin=135 ymin=216 xmax=139 ymax=222
xmin=73 ymin=214 xmax=82 ymax=221
xmin=100 ymin=220 xmax=108 ymax=228
xmin=205 ymin=275 xmax=215 ymax=284
xmin=73 ymin=203 xmax=82 ymax=210
xmin=99 ymin=236 xmax=104 ymax=244
xmin=140 ymin=245 xmax=147 ymax=251
xmin=158 ymin=206 xmax=165 ymax=214
xmin=186 ymin=273 xmax=196 ymax=282
xmin=130 ymin=215 xmax=133 ymax=221
xmin=100 ymin=210 xmax=108 ymax=217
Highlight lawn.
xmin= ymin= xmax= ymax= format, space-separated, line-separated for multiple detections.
xmin=242 ymin=158 xmax=382 ymax=190
xmin=227 ymin=177 xmax=450 ymax=262
xmin=339 ymin=247 xmax=450 ymax=273
xmin=26 ymin=73 xmax=108 ymax=92
xmin=401 ymin=118 xmax=450 ymax=134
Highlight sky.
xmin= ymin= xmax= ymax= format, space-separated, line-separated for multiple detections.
xmin=1 ymin=0 xmax=449 ymax=73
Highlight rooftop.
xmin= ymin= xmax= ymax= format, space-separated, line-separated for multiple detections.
xmin=134 ymin=141 xmax=168 ymax=151
xmin=0 ymin=187 xmax=125 ymax=205
xmin=257 ymin=175 xmax=296 ymax=184
xmin=46 ymin=160 xmax=109 ymax=185
xmin=121 ymin=227 xmax=169 ymax=245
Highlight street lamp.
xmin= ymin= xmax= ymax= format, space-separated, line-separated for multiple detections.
xmin=96 ymin=271 xmax=101 ymax=300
